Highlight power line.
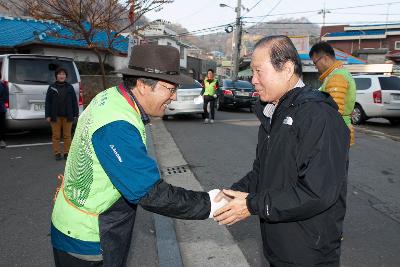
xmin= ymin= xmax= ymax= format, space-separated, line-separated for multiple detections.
xmin=176 ymin=22 xmax=235 ymax=36
xmin=243 ymin=0 xmax=264 ymax=15
xmin=243 ymin=20 xmax=400 ymax=25
xmin=330 ymin=12 xmax=400 ymax=16
xmin=243 ymin=1 xmax=400 ymax=19
xmin=247 ymin=0 xmax=283 ymax=30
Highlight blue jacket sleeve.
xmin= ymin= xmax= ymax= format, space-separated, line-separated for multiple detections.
xmin=92 ymin=120 xmax=161 ymax=204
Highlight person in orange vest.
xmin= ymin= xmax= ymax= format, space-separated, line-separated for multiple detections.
xmin=309 ymin=42 xmax=356 ymax=145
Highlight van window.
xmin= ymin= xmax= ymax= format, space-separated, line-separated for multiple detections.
xmin=8 ymin=58 xmax=77 ymax=85
xmin=378 ymin=76 xmax=400 ymax=91
xmin=354 ymin=78 xmax=371 ymax=90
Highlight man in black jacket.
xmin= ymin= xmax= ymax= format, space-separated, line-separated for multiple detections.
xmin=214 ymin=36 xmax=350 ymax=266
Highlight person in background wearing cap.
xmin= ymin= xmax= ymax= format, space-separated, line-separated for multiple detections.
xmin=50 ymin=45 xmax=223 ymax=267
xmin=45 ymin=67 xmax=79 ymax=160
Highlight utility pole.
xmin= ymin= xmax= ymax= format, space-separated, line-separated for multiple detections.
xmin=318 ymin=2 xmax=330 ymax=27
xmin=231 ymin=0 xmax=242 ymax=81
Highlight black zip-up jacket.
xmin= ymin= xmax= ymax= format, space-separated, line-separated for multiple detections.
xmin=45 ymin=82 xmax=79 ymax=122
xmin=0 ymin=81 xmax=9 ymax=113
xmin=231 ymin=86 xmax=350 ymax=266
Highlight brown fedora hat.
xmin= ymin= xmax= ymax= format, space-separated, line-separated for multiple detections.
xmin=119 ymin=44 xmax=193 ymax=85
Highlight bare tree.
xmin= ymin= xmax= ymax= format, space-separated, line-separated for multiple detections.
xmin=10 ymin=0 xmax=174 ymax=89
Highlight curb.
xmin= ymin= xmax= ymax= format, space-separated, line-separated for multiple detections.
xmin=146 ymin=124 xmax=184 ymax=267
xmin=149 ymin=118 xmax=250 ymax=267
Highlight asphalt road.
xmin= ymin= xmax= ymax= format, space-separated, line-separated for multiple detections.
xmin=163 ymin=109 xmax=400 ymax=267
xmin=0 ymin=128 xmax=159 ymax=267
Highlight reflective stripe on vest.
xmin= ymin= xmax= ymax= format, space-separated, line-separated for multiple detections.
xmin=52 ymin=86 xmax=146 ymax=242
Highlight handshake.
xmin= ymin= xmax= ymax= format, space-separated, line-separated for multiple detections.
xmin=207 ymin=189 xmax=251 ymax=226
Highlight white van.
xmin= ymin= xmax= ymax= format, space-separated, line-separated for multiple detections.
xmin=0 ymin=54 xmax=83 ymax=130
xmin=352 ymin=75 xmax=400 ymax=125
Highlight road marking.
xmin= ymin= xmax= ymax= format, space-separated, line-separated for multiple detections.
xmin=356 ymin=127 xmax=400 ymax=142
xmin=5 ymin=142 xmax=53 ymax=148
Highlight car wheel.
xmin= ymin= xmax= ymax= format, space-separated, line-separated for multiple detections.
xmin=351 ymin=104 xmax=366 ymax=125
xmin=162 ymin=115 xmax=169 ymax=121
xmin=249 ymin=106 xmax=254 ymax=113
xmin=388 ymin=118 xmax=400 ymax=125
xmin=217 ymin=100 xmax=223 ymax=111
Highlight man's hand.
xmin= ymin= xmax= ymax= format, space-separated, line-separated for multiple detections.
xmin=208 ymin=189 xmax=231 ymax=218
xmin=213 ymin=189 xmax=250 ymax=225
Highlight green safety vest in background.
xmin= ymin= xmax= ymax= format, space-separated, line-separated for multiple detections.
xmin=203 ymin=79 xmax=218 ymax=96
xmin=51 ymin=86 xmax=146 ymax=242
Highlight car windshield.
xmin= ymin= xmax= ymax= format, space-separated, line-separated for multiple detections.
xmin=8 ymin=58 xmax=78 ymax=85
xmin=179 ymin=80 xmax=202 ymax=89
xmin=378 ymin=76 xmax=400 ymax=91
xmin=223 ymin=80 xmax=253 ymax=90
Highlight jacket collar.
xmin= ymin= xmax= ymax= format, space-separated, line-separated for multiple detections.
xmin=319 ymin=60 xmax=343 ymax=81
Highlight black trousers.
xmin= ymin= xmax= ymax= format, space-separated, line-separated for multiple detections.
xmin=203 ymin=95 xmax=215 ymax=120
xmin=53 ymin=248 xmax=103 ymax=267
xmin=0 ymin=112 xmax=5 ymax=141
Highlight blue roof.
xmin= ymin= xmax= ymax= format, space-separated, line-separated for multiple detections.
xmin=327 ymin=30 xmax=385 ymax=37
xmin=300 ymin=49 xmax=366 ymax=64
xmin=0 ymin=16 xmax=128 ymax=54
xmin=326 ymin=28 xmax=400 ymax=38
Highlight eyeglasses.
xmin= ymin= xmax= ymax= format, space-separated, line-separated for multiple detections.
xmin=312 ymin=55 xmax=325 ymax=65
xmin=158 ymin=82 xmax=177 ymax=95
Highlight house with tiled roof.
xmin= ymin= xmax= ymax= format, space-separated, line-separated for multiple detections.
xmin=321 ymin=23 xmax=400 ymax=64
xmin=0 ymin=16 xmax=129 ymax=72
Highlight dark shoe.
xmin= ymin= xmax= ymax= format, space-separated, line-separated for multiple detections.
xmin=55 ymin=153 xmax=62 ymax=161
xmin=64 ymin=153 xmax=68 ymax=160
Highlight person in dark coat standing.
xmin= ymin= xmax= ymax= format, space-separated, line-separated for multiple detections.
xmin=213 ymin=36 xmax=350 ymax=267
xmin=0 ymin=80 xmax=8 ymax=148
xmin=45 ymin=67 xmax=79 ymax=160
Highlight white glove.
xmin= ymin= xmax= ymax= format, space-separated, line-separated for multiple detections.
xmin=208 ymin=189 xmax=230 ymax=218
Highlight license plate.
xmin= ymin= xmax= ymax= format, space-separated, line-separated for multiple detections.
xmin=392 ymin=94 xmax=400 ymax=100
xmin=33 ymin=103 xmax=45 ymax=111
xmin=179 ymin=96 xmax=194 ymax=101
xmin=236 ymin=91 xmax=249 ymax=96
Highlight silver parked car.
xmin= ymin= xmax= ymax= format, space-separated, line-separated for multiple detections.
xmin=0 ymin=54 xmax=83 ymax=130
xmin=163 ymin=80 xmax=203 ymax=120
xmin=352 ymin=75 xmax=400 ymax=125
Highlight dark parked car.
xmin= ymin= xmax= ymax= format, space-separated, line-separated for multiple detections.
xmin=217 ymin=79 xmax=259 ymax=112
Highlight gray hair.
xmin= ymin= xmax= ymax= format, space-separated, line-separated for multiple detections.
xmin=254 ymin=35 xmax=302 ymax=77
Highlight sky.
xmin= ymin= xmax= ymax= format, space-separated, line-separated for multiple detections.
xmin=145 ymin=0 xmax=400 ymax=35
